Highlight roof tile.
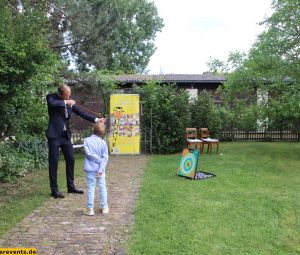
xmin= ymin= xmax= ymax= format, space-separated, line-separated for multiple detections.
xmin=113 ymin=73 xmax=225 ymax=83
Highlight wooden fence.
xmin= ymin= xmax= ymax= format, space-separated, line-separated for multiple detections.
xmin=212 ymin=130 xmax=300 ymax=142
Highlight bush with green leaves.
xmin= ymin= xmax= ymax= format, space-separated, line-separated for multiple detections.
xmin=189 ymin=90 xmax=222 ymax=132
xmin=0 ymin=138 xmax=48 ymax=182
xmin=0 ymin=141 xmax=33 ymax=182
xmin=224 ymin=99 xmax=258 ymax=131
xmin=135 ymin=82 xmax=190 ymax=153
xmin=16 ymin=139 xmax=48 ymax=170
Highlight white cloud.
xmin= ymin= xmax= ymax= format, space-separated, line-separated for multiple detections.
xmin=147 ymin=0 xmax=273 ymax=74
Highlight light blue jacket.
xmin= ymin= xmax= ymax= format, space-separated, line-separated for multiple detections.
xmin=83 ymin=134 xmax=108 ymax=173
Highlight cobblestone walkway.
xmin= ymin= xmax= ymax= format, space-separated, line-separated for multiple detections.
xmin=0 ymin=155 xmax=149 ymax=255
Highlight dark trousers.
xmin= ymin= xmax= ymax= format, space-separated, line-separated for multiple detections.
xmin=48 ymin=132 xmax=75 ymax=194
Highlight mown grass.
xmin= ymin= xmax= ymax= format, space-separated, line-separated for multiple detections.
xmin=127 ymin=143 xmax=300 ymax=255
xmin=0 ymin=154 xmax=85 ymax=238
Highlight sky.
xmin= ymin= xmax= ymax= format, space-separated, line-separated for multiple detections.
xmin=147 ymin=0 xmax=274 ymax=74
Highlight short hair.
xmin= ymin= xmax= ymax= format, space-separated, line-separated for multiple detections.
xmin=93 ymin=122 xmax=106 ymax=137
xmin=57 ymin=84 xmax=71 ymax=96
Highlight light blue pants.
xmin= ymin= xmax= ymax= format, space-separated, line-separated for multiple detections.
xmin=85 ymin=171 xmax=107 ymax=209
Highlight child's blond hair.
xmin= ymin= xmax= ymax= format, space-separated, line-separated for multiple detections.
xmin=93 ymin=122 xmax=106 ymax=137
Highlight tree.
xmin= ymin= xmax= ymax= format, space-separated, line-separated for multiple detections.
xmin=41 ymin=0 xmax=163 ymax=73
xmin=5 ymin=0 xmax=163 ymax=73
xmin=0 ymin=2 xmax=60 ymax=139
xmin=206 ymin=57 xmax=226 ymax=73
xmin=218 ymin=0 xmax=300 ymax=130
xmin=260 ymin=0 xmax=300 ymax=76
xmin=189 ymin=90 xmax=221 ymax=131
xmin=207 ymin=51 xmax=247 ymax=74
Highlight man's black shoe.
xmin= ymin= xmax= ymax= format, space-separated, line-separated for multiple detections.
xmin=51 ymin=192 xmax=65 ymax=199
xmin=68 ymin=188 xmax=84 ymax=194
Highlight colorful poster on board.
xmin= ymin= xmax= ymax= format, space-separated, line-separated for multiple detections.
xmin=109 ymin=94 xmax=140 ymax=155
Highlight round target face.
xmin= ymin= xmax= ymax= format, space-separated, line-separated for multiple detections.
xmin=180 ymin=153 xmax=196 ymax=174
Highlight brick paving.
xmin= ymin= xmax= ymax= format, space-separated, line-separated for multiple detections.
xmin=0 ymin=155 xmax=149 ymax=255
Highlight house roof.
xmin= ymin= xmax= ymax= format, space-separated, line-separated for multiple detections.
xmin=113 ymin=72 xmax=225 ymax=84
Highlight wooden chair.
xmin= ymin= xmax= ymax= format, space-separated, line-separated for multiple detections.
xmin=199 ymin=128 xmax=209 ymax=139
xmin=199 ymin=128 xmax=219 ymax=154
xmin=186 ymin=128 xmax=203 ymax=153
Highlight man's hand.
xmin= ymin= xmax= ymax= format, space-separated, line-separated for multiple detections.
xmin=97 ymin=117 xmax=107 ymax=124
xmin=65 ymin=99 xmax=76 ymax=106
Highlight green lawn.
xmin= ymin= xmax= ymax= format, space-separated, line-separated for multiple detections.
xmin=1 ymin=143 xmax=299 ymax=254
xmin=127 ymin=143 xmax=300 ymax=255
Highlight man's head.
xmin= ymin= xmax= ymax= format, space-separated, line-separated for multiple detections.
xmin=58 ymin=85 xmax=71 ymax=100
xmin=93 ymin=122 xmax=106 ymax=138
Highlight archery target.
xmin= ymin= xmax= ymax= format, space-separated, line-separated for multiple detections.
xmin=181 ymin=153 xmax=195 ymax=174
xmin=177 ymin=149 xmax=199 ymax=178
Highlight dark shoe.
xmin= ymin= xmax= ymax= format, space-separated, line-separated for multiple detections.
xmin=51 ymin=192 xmax=64 ymax=199
xmin=68 ymin=188 xmax=84 ymax=194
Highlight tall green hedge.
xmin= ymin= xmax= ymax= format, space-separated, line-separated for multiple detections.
xmin=135 ymin=82 xmax=190 ymax=153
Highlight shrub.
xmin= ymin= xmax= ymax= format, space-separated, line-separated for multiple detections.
xmin=0 ymin=141 xmax=33 ymax=182
xmin=136 ymin=82 xmax=190 ymax=153
xmin=0 ymin=138 xmax=48 ymax=182
xmin=16 ymin=139 xmax=48 ymax=170
xmin=189 ymin=90 xmax=222 ymax=131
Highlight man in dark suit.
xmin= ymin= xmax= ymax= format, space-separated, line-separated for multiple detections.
xmin=46 ymin=84 xmax=105 ymax=198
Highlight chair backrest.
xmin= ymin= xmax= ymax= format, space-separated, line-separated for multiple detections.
xmin=199 ymin=128 xmax=209 ymax=138
xmin=186 ymin=128 xmax=197 ymax=139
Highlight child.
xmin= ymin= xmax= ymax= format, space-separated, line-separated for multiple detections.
xmin=83 ymin=122 xmax=109 ymax=216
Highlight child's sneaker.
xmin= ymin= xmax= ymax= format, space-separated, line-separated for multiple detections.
xmin=83 ymin=208 xmax=94 ymax=216
xmin=101 ymin=206 xmax=109 ymax=214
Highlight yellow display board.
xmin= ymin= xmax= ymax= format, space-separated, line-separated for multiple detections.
xmin=109 ymin=94 xmax=140 ymax=155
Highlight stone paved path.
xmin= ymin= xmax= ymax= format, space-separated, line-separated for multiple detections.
xmin=0 ymin=155 xmax=149 ymax=255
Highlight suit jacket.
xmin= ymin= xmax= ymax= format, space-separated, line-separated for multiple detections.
xmin=46 ymin=93 xmax=96 ymax=139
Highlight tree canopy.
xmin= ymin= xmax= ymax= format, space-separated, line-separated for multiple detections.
xmin=210 ymin=0 xmax=300 ymax=130
xmin=0 ymin=1 xmax=60 ymax=139
xmin=64 ymin=0 xmax=164 ymax=73
xmin=11 ymin=0 xmax=163 ymax=73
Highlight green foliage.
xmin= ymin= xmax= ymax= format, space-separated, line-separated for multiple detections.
xmin=16 ymin=139 xmax=48 ymax=170
xmin=206 ymin=51 xmax=247 ymax=74
xmin=135 ymin=82 xmax=190 ymax=153
xmin=217 ymin=0 xmax=300 ymax=130
xmin=50 ymin=0 xmax=164 ymax=73
xmin=6 ymin=0 xmax=163 ymax=73
xmin=261 ymin=0 xmax=300 ymax=74
xmin=206 ymin=57 xmax=226 ymax=73
xmin=0 ymin=141 xmax=33 ymax=182
xmin=0 ymin=138 xmax=48 ymax=182
xmin=0 ymin=3 xmax=61 ymax=139
xmin=189 ymin=90 xmax=222 ymax=131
